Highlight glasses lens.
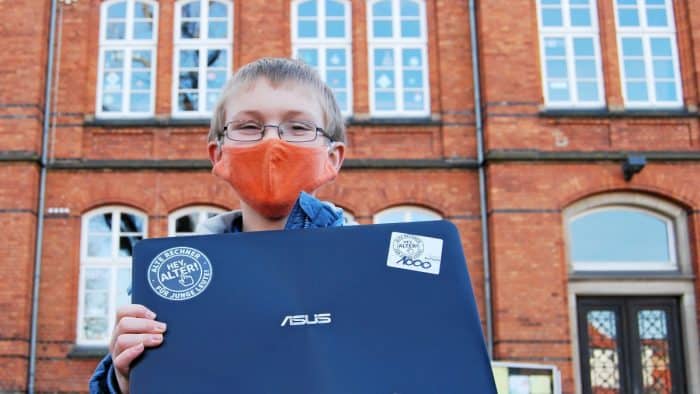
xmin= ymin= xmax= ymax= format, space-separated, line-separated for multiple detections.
xmin=227 ymin=121 xmax=262 ymax=141
xmin=281 ymin=121 xmax=317 ymax=142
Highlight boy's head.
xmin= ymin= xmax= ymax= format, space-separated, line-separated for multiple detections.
xmin=207 ymin=57 xmax=346 ymax=220
xmin=208 ymin=57 xmax=346 ymax=146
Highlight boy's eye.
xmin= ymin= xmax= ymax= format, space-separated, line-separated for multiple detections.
xmin=232 ymin=122 xmax=262 ymax=130
xmin=286 ymin=121 xmax=315 ymax=132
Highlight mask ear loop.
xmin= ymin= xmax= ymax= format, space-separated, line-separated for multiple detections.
xmin=216 ymin=135 xmax=224 ymax=160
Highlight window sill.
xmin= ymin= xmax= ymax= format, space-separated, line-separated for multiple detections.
xmin=67 ymin=345 xmax=109 ymax=359
xmin=84 ymin=117 xmax=211 ymax=128
xmin=568 ymin=272 xmax=695 ymax=281
xmin=539 ymin=108 xmax=699 ymax=118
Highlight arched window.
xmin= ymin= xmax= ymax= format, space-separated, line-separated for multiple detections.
xmin=173 ymin=0 xmax=233 ymax=117
xmin=169 ymin=206 xmax=226 ymax=236
xmin=292 ymin=0 xmax=353 ymax=115
xmin=373 ymin=205 xmax=441 ymax=224
xmin=97 ymin=0 xmax=158 ymax=117
xmin=564 ymin=193 xmax=698 ymax=392
xmin=77 ymin=207 xmax=147 ymax=345
xmin=367 ymin=0 xmax=429 ymax=116
xmin=569 ymin=207 xmax=676 ymax=271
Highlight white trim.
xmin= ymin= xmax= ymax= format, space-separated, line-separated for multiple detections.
xmin=373 ymin=205 xmax=441 ymax=224
xmin=172 ymin=0 xmax=233 ymax=117
xmin=568 ymin=281 xmax=700 ymax=394
xmin=563 ymin=192 xmax=691 ymax=275
xmin=367 ymin=0 xmax=429 ymax=116
xmin=77 ymin=206 xmax=148 ymax=346
xmin=291 ymin=0 xmax=353 ymax=116
xmin=536 ymin=0 xmax=605 ymax=108
xmin=168 ymin=205 xmax=226 ymax=236
xmin=491 ymin=361 xmax=562 ymax=394
xmin=96 ymin=0 xmax=159 ymax=118
xmin=613 ymin=0 xmax=683 ymax=108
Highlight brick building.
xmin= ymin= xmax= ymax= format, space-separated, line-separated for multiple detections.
xmin=0 ymin=0 xmax=698 ymax=393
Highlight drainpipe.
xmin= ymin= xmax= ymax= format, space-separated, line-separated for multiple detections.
xmin=28 ymin=0 xmax=59 ymax=392
xmin=468 ymin=0 xmax=494 ymax=359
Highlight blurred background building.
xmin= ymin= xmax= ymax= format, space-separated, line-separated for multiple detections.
xmin=1 ymin=0 xmax=698 ymax=393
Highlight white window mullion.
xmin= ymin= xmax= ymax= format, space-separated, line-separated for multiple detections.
xmin=202 ymin=0 xmax=209 ymax=39
xmin=199 ymin=47 xmax=207 ymax=113
xmin=392 ymin=0 xmax=400 ymax=40
xmin=318 ymin=0 xmax=325 ymax=39
xmin=566 ymin=35 xmax=578 ymax=104
xmin=643 ymin=36 xmax=656 ymax=105
xmin=319 ymin=45 xmax=327 ymax=81
xmin=108 ymin=265 xmax=117 ymax=335
xmin=395 ymin=47 xmax=403 ymax=111
xmin=125 ymin=0 xmax=133 ymax=41
xmin=124 ymin=48 xmax=132 ymax=113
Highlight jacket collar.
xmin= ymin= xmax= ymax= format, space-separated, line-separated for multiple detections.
xmin=195 ymin=192 xmax=344 ymax=234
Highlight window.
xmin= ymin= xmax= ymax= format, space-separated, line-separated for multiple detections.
xmin=569 ymin=207 xmax=676 ymax=271
xmin=97 ymin=0 xmax=158 ymax=117
xmin=491 ymin=362 xmax=562 ymax=394
xmin=373 ymin=205 xmax=440 ymax=224
xmin=577 ymin=297 xmax=686 ymax=393
xmin=564 ymin=193 xmax=699 ymax=392
xmin=614 ymin=0 xmax=682 ymax=108
xmin=77 ymin=207 xmax=147 ymax=345
xmin=169 ymin=206 xmax=226 ymax=236
xmin=174 ymin=0 xmax=233 ymax=117
xmin=537 ymin=0 xmax=604 ymax=108
xmin=367 ymin=0 xmax=429 ymax=116
xmin=292 ymin=0 xmax=353 ymax=115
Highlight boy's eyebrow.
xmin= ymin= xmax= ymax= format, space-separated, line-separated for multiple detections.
xmin=230 ymin=109 xmax=319 ymax=121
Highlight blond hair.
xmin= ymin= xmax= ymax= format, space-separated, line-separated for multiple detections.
xmin=208 ymin=57 xmax=346 ymax=144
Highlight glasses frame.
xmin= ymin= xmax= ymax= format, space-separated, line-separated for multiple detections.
xmin=222 ymin=120 xmax=333 ymax=143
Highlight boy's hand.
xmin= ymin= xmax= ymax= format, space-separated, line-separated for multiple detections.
xmin=109 ymin=304 xmax=167 ymax=394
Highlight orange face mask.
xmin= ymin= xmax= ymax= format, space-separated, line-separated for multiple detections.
xmin=212 ymin=139 xmax=339 ymax=219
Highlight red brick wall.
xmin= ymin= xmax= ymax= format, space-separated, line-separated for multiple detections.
xmin=1 ymin=0 xmax=699 ymax=393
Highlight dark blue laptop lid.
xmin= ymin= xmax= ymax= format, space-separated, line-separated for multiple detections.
xmin=130 ymin=220 xmax=496 ymax=393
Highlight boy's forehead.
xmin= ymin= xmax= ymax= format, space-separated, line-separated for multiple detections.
xmin=225 ymin=78 xmax=323 ymax=120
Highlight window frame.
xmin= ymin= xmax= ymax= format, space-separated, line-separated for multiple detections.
xmin=96 ymin=0 xmax=159 ymax=118
xmin=613 ymin=0 xmax=683 ymax=108
xmin=172 ymin=0 xmax=234 ymax=118
xmin=535 ymin=0 xmax=605 ymax=108
xmin=76 ymin=206 xmax=148 ymax=346
xmin=291 ymin=0 xmax=354 ymax=116
xmin=168 ymin=205 xmax=226 ymax=236
xmin=373 ymin=205 xmax=441 ymax=224
xmin=568 ymin=205 xmax=677 ymax=271
xmin=367 ymin=0 xmax=430 ymax=117
xmin=563 ymin=193 xmax=691 ymax=276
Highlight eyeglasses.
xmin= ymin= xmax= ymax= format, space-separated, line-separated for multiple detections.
xmin=222 ymin=120 xmax=332 ymax=143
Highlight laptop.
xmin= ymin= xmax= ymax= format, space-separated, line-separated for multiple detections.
xmin=130 ymin=220 xmax=496 ymax=393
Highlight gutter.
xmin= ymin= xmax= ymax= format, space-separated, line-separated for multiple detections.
xmin=28 ymin=0 xmax=59 ymax=392
xmin=468 ymin=0 xmax=494 ymax=358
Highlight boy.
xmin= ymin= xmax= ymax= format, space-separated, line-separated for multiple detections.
xmin=89 ymin=57 xmax=347 ymax=393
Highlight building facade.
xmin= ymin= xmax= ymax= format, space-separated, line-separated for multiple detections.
xmin=0 ymin=0 xmax=698 ymax=393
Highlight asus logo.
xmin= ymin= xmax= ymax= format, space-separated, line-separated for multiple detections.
xmin=280 ymin=313 xmax=332 ymax=327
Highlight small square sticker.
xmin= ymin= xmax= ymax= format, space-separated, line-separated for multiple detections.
xmin=386 ymin=232 xmax=443 ymax=275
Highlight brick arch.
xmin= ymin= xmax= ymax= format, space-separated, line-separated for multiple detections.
xmin=372 ymin=201 xmax=445 ymax=219
xmin=78 ymin=199 xmax=148 ymax=217
xmin=561 ymin=186 xmax=694 ymax=213
xmin=166 ymin=201 xmax=232 ymax=215
xmin=157 ymin=179 xmax=239 ymax=214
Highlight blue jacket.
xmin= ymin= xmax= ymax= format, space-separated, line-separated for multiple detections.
xmin=89 ymin=192 xmax=345 ymax=393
